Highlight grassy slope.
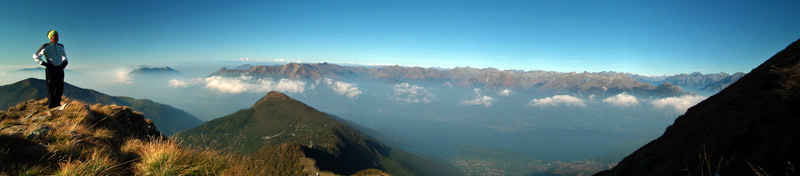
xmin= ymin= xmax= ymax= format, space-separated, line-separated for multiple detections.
xmin=0 ymin=98 xmax=325 ymax=176
xmin=0 ymin=78 xmax=203 ymax=135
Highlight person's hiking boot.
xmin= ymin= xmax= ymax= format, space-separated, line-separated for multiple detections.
xmin=53 ymin=103 xmax=68 ymax=111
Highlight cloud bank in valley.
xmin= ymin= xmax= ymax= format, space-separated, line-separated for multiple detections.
xmin=461 ymin=96 xmax=495 ymax=108
xmin=169 ymin=76 xmax=306 ymax=94
xmin=651 ymin=95 xmax=707 ymax=114
xmin=497 ymin=89 xmax=513 ymax=96
xmin=527 ymin=95 xmax=586 ymax=108
xmin=602 ymin=92 xmax=639 ymax=107
xmin=321 ymin=78 xmax=362 ymax=99
xmin=392 ymin=83 xmax=436 ymax=103
xmin=115 ymin=71 xmax=133 ymax=84
xmin=461 ymin=88 xmax=497 ymax=107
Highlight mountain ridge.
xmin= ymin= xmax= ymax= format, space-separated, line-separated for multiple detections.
xmin=629 ymin=72 xmax=747 ymax=93
xmin=700 ymin=72 xmax=746 ymax=92
xmin=177 ymin=91 xmax=462 ymax=176
xmin=596 ymin=38 xmax=800 ymax=175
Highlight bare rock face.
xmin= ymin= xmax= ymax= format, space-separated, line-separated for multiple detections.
xmin=596 ymin=39 xmax=800 ymax=175
xmin=26 ymin=124 xmax=52 ymax=140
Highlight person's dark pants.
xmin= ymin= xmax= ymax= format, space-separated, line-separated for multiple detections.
xmin=45 ymin=66 xmax=64 ymax=109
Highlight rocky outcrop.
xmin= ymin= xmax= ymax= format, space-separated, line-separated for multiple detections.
xmin=0 ymin=98 xmax=164 ymax=175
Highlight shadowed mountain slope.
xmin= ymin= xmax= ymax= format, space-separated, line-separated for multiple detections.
xmin=596 ymin=39 xmax=800 ymax=175
xmin=0 ymin=78 xmax=203 ymax=136
xmin=177 ymin=91 xmax=462 ymax=176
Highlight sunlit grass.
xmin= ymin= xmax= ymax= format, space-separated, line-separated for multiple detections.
xmin=55 ymin=150 xmax=119 ymax=176
xmin=132 ymin=138 xmax=228 ymax=176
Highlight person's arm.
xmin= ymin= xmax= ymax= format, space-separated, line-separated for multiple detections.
xmin=59 ymin=44 xmax=68 ymax=68
xmin=32 ymin=43 xmax=48 ymax=66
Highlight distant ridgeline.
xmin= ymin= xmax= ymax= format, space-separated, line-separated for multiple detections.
xmin=597 ymin=38 xmax=800 ymax=175
xmin=212 ymin=62 xmax=739 ymax=97
xmin=176 ymin=91 xmax=463 ymax=176
xmin=13 ymin=67 xmax=75 ymax=73
xmin=627 ymin=72 xmax=747 ymax=93
xmin=129 ymin=66 xmax=181 ymax=76
xmin=0 ymin=78 xmax=202 ymax=135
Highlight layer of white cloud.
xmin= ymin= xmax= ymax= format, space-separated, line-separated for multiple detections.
xmin=497 ymin=89 xmax=513 ymax=96
xmin=602 ymin=92 xmax=639 ymax=108
xmin=461 ymin=88 xmax=497 ymax=107
xmin=461 ymin=96 xmax=495 ymax=108
xmin=651 ymin=95 xmax=707 ymax=114
xmin=392 ymin=83 xmax=436 ymax=103
xmin=204 ymin=76 xmax=251 ymax=93
xmin=168 ymin=79 xmax=190 ymax=88
xmin=527 ymin=95 xmax=586 ymax=108
xmin=170 ymin=76 xmax=306 ymax=94
xmin=320 ymin=78 xmax=361 ymax=99
xmin=115 ymin=71 xmax=133 ymax=84
xmin=275 ymin=78 xmax=307 ymax=94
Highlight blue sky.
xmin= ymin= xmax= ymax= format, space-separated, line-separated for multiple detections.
xmin=2 ymin=0 xmax=799 ymax=75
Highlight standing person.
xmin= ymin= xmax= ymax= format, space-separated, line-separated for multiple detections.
xmin=33 ymin=30 xmax=68 ymax=109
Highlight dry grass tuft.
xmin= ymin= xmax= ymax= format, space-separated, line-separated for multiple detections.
xmin=46 ymin=123 xmax=93 ymax=158
xmin=92 ymin=128 xmax=115 ymax=139
xmin=0 ymin=119 xmax=22 ymax=128
xmin=133 ymin=138 xmax=228 ymax=176
xmin=55 ymin=149 xmax=120 ymax=176
xmin=60 ymin=102 xmax=91 ymax=121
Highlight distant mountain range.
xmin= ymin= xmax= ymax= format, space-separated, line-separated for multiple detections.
xmin=628 ymin=72 xmax=746 ymax=93
xmin=212 ymin=63 xmax=690 ymax=97
xmin=699 ymin=72 xmax=746 ymax=92
xmin=0 ymin=78 xmax=203 ymax=135
xmin=177 ymin=91 xmax=462 ymax=175
xmin=13 ymin=67 xmax=75 ymax=73
xmin=129 ymin=66 xmax=181 ymax=76
xmin=597 ymin=39 xmax=800 ymax=175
